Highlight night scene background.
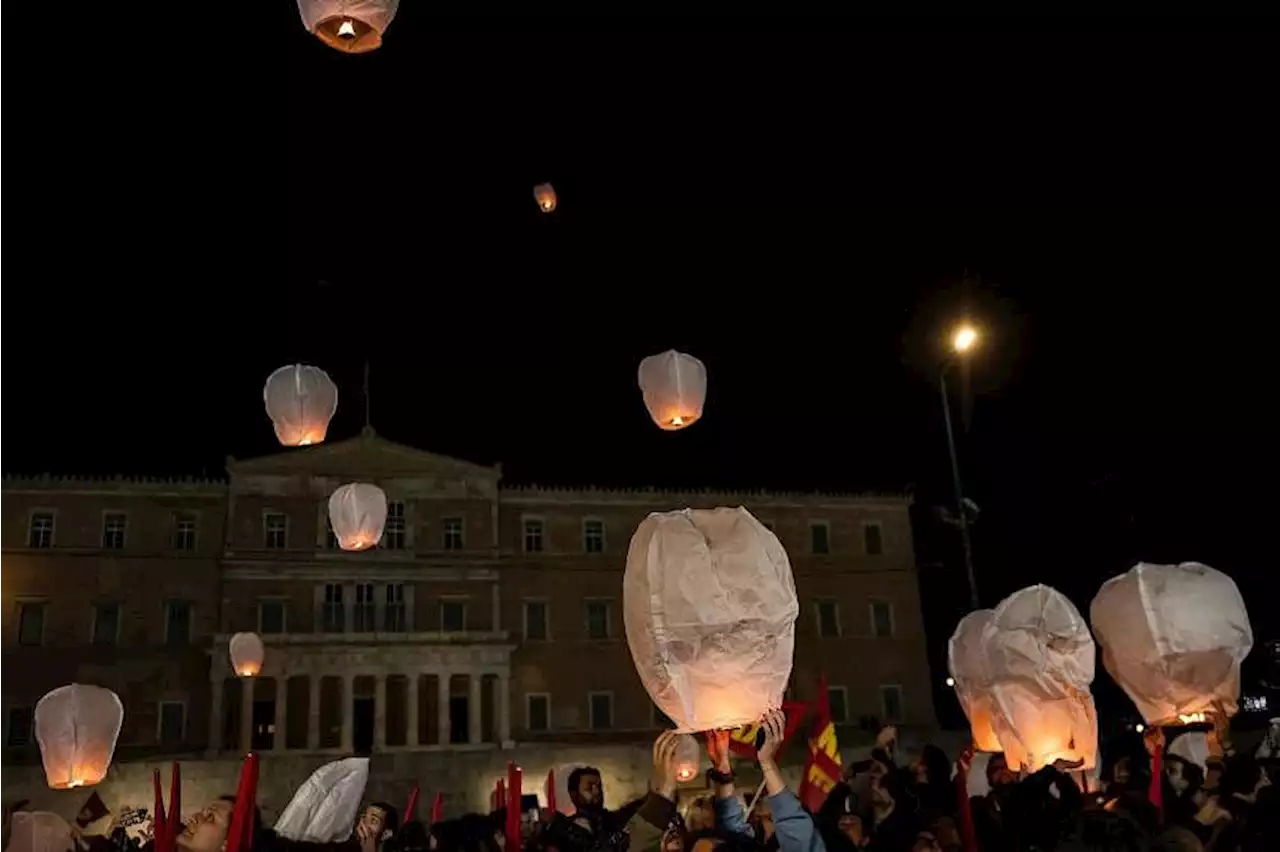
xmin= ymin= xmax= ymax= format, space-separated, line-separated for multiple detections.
xmin=6 ymin=12 xmax=1277 ymax=733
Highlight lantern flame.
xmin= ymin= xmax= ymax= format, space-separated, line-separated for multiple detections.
xmin=1178 ymin=712 xmax=1207 ymax=725
xmin=67 ymin=778 xmax=85 ymax=788
xmin=671 ymin=415 xmax=685 ymax=427
xmin=338 ymin=19 xmax=356 ymax=37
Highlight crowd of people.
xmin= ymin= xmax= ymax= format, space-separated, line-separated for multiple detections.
xmin=6 ymin=709 xmax=1279 ymax=852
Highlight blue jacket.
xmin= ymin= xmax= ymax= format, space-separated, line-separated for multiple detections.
xmin=713 ymin=789 xmax=827 ymax=852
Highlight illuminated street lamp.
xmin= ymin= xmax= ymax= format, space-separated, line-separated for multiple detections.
xmin=941 ymin=323 xmax=981 ymax=609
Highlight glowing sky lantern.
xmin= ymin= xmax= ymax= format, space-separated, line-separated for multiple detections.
xmin=673 ymin=734 xmax=702 ymax=782
xmin=1091 ymin=561 xmax=1253 ymax=726
xmin=296 ymin=1 xmax=400 ymax=54
xmin=328 ymin=483 xmax=387 ymax=551
xmin=533 ymin=183 xmax=557 ymax=213
xmin=638 ymin=350 xmax=707 ymax=431
xmin=264 ymin=364 xmax=339 ymax=447
xmin=625 ymin=507 xmax=798 ymax=732
xmin=947 ymin=610 xmax=1003 ymax=753
xmin=35 ymin=684 xmax=124 ymax=789
xmin=230 ymin=632 xmax=266 ymax=677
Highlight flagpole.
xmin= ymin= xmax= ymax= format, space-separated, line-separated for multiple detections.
xmin=745 ymin=778 xmax=768 ymax=814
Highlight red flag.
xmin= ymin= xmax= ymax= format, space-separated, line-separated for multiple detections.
xmin=493 ymin=779 xmax=506 ymax=812
xmin=404 ymin=785 xmax=420 ymax=825
xmin=152 ymin=763 xmax=182 ymax=852
xmin=226 ymin=753 xmax=259 ymax=852
xmin=430 ymin=793 xmax=444 ymax=824
xmin=505 ymin=763 xmax=523 ymax=852
xmin=545 ymin=769 xmax=557 ymax=814
xmin=798 ymin=676 xmax=842 ymax=813
xmin=728 ymin=700 xmax=810 ymax=758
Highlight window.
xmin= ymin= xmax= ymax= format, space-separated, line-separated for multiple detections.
xmin=585 ymin=600 xmax=611 ymax=640
xmin=265 ymin=513 xmax=288 ymax=549
xmin=441 ymin=600 xmax=467 ymax=633
xmin=158 ymin=702 xmax=185 ymax=745
xmin=93 ymin=603 xmax=120 ymax=646
xmin=102 ymin=513 xmax=127 ymax=550
xmin=524 ymin=601 xmax=548 ymax=641
xmin=583 ymin=519 xmax=605 ymax=554
xmin=28 ymin=512 xmax=55 ymax=548
xmin=810 ymin=522 xmax=830 ymax=555
xmin=526 ymin=694 xmax=550 ymax=732
xmin=383 ymin=501 xmax=406 ymax=550
xmin=17 ymin=602 xmax=45 ymax=647
xmin=7 ymin=708 xmax=33 ymax=747
xmin=172 ymin=512 xmax=198 ymax=551
xmin=322 ymin=584 xmax=345 ymax=632
xmin=259 ymin=601 xmax=286 ymax=634
xmin=523 ymin=518 xmax=545 ymax=553
xmin=165 ymin=601 xmax=192 ymax=645
xmin=443 ymin=517 xmax=464 ymax=551
xmin=384 ymin=584 xmax=406 ymax=632
xmin=864 ymin=523 xmax=884 ymax=556
xmin=354 ymin=583 xmax=376 ymax=632
xmin=588 ymin=693 xmax=613 ymax=729
xmin=815 ymin=600 xmax=840 ymax=638
xmin=870 ymin=600 xmax=894 ymax=638
xmin=879 ymin=685 xmax=903 ymax=723
xmin=828 ymin=686 xmax=849 ymax=724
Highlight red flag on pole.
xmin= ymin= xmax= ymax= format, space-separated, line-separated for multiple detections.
xmin=404 ymin=785 xmax=420 ymax=825
xmin=545 ymin=769 xmax=557 ymax=814
xmin=430 ymin=792 xmax=444 ymax=824
xmin=798 ymin=676 xmax=842 ymax=813
xmin=493 ymin=780 xmax=506 ymax=812
xmin=505 ymin=763 xmax=523 ymax=852
xmin=226 ymin=753 xmax=260 ymax=852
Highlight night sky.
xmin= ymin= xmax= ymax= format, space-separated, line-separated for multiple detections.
xmin=7 ymin=15 xmax=1276 ymax=719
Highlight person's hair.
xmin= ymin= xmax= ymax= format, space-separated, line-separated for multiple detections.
xmin=369 ymin=802 xmax=401 ymax=835
xmin=399 ymin=820 xmax=429 ymax=852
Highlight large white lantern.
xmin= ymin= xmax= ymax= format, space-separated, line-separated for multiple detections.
xmin=328 ymin=483 xmax=387 ymax=551
xmin=983 ymin=585 xmax=1098 ymax=772
xmin=1091 ymin=561 xmax=1253 ymax=726
xmin=230 ymin=632 xmax=266 ymax=677
xmin=533 ymin=183 xmax=557 ymax=213
xmin=264 ymin=364 xmax=338 ymax=447
xmin=624 ymin=507 xmax=798 ymax=732
xmin=275 ymin=758 xmax=371 ymax=843
xmin=947 ymin=610 xmax=1003 ymax=753
xmin=296 ymin=1 xmax=399 ymax=54
xmin=638 ymin=350 xmax=707 ymax=431
xmin=8 ymin=812 xmax=75 ymax=852
xmin=35 ymin=684 xmax=124 ymax=789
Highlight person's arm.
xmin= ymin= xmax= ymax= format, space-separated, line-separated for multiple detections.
xmin=955 ymin=748 xmax=978 ymax=852
xmin=755 ymin=710 xmax=826 ymax=852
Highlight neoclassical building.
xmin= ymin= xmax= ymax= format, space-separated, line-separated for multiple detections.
xmin=2 ymin=430 xmax=934 ymax=765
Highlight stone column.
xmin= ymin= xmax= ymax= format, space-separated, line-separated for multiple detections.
xmin=468 ymin=673 xmax=483 ymax=745
xmin=497 ymin=672 xmax=511 ymax=746
xmin=341 ymin=673 xmax=354 ymax=753
xmin=239 ymin=676 xmax=256 ymax=753
xmin=407 ymin=673 xmax=419 ymax=748
xmin=208 ymin=675 xmax=224 ymax=756
xmin=491 ymin=585 xmax=501 ymax=633
xmin=308 ymin=674 xmax=322 ymax=750
xmin=374 ymin=675 xmax=387 ymax=751
xmin=437 ymin=672 xmax=451 ymax=746
xmin=273 ymin=677 xmax=289 ymax=751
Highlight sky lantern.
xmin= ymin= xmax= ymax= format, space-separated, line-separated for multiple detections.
xmin=637 ymin=350 xmax=707 ymax=431
xmin=533 ymin=183 xmax=557 ymax=213
xmin=947 ymin=610 xmax=1003 ymax=753
xmin=230 ymin=632 xmax=266 ymax=677
xmin=274 ymin=758 xmax=371 ymax=843
xmin=264 ymin=364 xmax=339 ymax=447
xmin=328 ymin=483 xmax=387 ymax=551
xmin=296 ymin=1 xmax=400 ymax=54
xmin=34 ymin=684 xmax=124 ymax=789
xmin=1091 ymin=561 xmax=1253 ymax=726
xmin=983 ymin=585 xmax=1098 ymax=772
xmin=624 ymin=507 xmax=798 ymax=732
xmin=673 ymin=734 xmax=702 ymax=782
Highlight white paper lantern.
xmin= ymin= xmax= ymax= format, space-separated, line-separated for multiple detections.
xmin=947 ymin=610 xmax=1003 ymax=753
xmin=328 ymin=483 xmax=387 ymax=551
xmin=638 ymin=350 xmax=707 ymax=431
xmin=982 ymin=585 xmax=1098 ymax=772
xmin=264 ymin=364 xmax=339 ymax=447
xmin=533 ymin=183 xmax=557 ymax=213
xmin=1091 ymin=561 xmax=1253 ymax=726
xmin=275 ymin=758 xmax=371 ymax=843
xmin=673 ymin=734 xmax=702 ymax=782
xmin=8 ymin=812 xmax=75 ymax=852
xmin=624 ymin=507 xmax=798 ymax=732
xmin=34 ymin=684 xmax=124 ymax=789
xmin=296 ymin=1 xmax=399 ymax=54
xmin=230 ymin=632 xmax=266 ymax=677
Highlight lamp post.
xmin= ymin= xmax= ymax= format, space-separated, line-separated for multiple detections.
xmin=942 ymin=325 xmax=980 ymax=610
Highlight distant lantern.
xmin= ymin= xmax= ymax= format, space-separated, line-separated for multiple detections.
xmin=947 ymin=610 xmax=1003 ymax=753
xmin=533 ymin=183 xmax=557 ymax=213
xmin=263 ymin=364 xmax=339 ymax=447
xmin=296 ymin=0 xmax=400 ymax=54
xmin=35 ymin=684 xmax=123 ymax=789
xmin=328 ymin=483 xmax=387 ymax=551
xmin=637 ymin=350 xmax=707 ymax=431
xmin=673 ymin=734 xmax=702 ymax=782
xmin=230 ymin=632 xmax=266 ymax=678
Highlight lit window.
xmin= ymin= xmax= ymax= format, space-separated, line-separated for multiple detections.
xmin=102 ymin=513 xmax=127 ymax=550
xmin=28 ymin=513 xmax=55 ymax=549
xmin=383 ymin=501 xmax=406 ymax=550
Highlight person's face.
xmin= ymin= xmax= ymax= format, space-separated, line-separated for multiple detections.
xmin=1205 ymin=763 xmax=1224 ymax=790
xmin=686 ymin=797 xmax=714 ymax=833
xmin=987 ymin=756 xmax=1015 ymax=788
xmin=838 ymin=815 xmax=863 ymax=845
xmin=1112 ymin=757 xmax=1131 ymax=786
xmin=661 ymin=827 xmax=684 ymax=852
xmin=179 ymin=800 xmax=234 ymax=852
xmin=576 ymin=774 xmax=602 ymax=808
xmin=914 ymin=759 xmax=930 ymax=784
xmin=1165 ymin=761 xmax=1190 ymax=794
xmin=361 ymin=806 xmax=389 ymax=841
xmin=911 ymin=831 xmax=942 ymax=852
xmin=870 ymin=777 xmax=894 ymax=808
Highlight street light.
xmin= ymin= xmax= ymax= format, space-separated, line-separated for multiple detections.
xmin=941 ymin=324 xmax=980 ymax=609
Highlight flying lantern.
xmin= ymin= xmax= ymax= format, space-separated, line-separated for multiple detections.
xmin=274 ymin=758 xmax=371 ymax=843
xmin=637 ymin=350 xmax=707 ymax=431
xmin=982 ymin=585 xmax=1098 ymax=772
xmin=230 ymin=632 xmax=266 ymax=678
xmin=328 ymin=483 xmax=387 ymax=551
xmin=263 ymin=364 xmax=339 ymax=447
xmin=624 ymin=507 xmax=798 ymax=732
xmin=34 ymin=684 xmax=124 ymax=789
xmin=296 ymin=1 xmax=400 ymax=54
xmin=533 ymin=183 xmax=557 ymax=213
xmin=8 ymin=812 xmax=75 ymax=852
xmin=673 ymin=734 xmax=702 ymax=782
xmin=947 ymin=610 xmax=1003 ymax=753
xmin=1091 ymin=561 xmax=1253 ymax=726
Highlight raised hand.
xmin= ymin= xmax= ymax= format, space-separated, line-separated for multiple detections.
xmin=756 ymin=709 xmax=787 ymax=767
xmin=651 ymin=730 xmax=681 ymax=800
xmin=705 ymin=730 xmax=732 ymax=772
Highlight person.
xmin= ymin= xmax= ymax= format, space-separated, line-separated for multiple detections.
xmin=544 ymin=767 xmax=628 ymax=852
xmin=356 ymin=805 xmax=399 ymax=851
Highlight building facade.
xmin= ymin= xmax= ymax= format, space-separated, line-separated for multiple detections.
xmin=2 ymin=430 xmax=934 ymax=767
